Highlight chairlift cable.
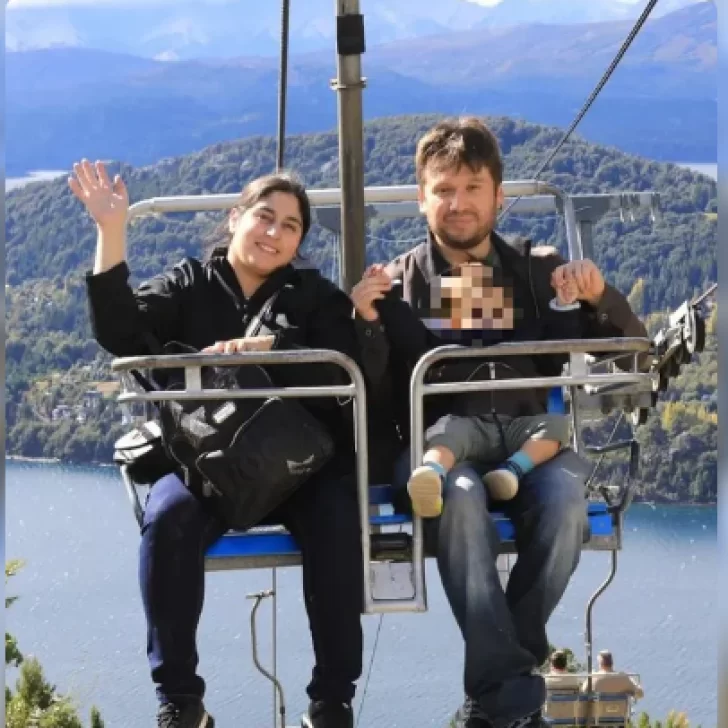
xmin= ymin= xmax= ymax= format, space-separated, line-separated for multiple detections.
xmin=585 ymin=411 xmax=626 ymax=495
xmin=499 ymin=0 xmax=660 ymax=223
xmin=355 ymin=611 xmax=385 ymax=727
xmin=356 ymin=523 xmax=407 ymax=725
xmin=692 ymin=282 xmax=717 ymax=307
xmin=276 ymin=0 xmax=291 ymax=172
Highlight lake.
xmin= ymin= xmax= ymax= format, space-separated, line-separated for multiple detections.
xmin=5 ymin=169 xmax=68 ymax=192
xmin=674 ymin=162 xmax=717 ymax=181
xmin=6 ymin=461 xmax=717 ymax=727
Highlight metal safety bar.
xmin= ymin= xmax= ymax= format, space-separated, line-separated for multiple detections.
xmin=544 ymin=683 xmax=638 ymax=725
xmin=128 ymin=180 xmax=569 ymax=215
xmin=111 ymin=348 xmax=384 ymax=615
xmin=404 ymin=337 xmax=652 ymax=613
xmin=126 ymin=179 xmax=582 ymax=259
xmin=314 ymin=190 xmax=659 ymax=236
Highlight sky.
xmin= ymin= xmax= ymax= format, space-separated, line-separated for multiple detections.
xmin=7 ymin=0 xmax=644 ymax=7
xmin=7 ymin=0 xmax=239 ymax=6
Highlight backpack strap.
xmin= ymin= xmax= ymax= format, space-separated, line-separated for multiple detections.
xmin=244 ymin=290 xmax=281 ymax=338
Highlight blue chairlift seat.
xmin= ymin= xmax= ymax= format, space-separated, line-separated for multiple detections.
xmin=205 ymin=386 xmax=615 ymax=568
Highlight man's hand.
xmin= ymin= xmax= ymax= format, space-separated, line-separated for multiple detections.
xmin=551 ymin=260 xmax=605 ymax=306
xmin=351 ymin=263 xmax=392 ymax=322
xmin=202 ymin=335 xmax=275 ymax=354
xmin=554 ymin=278 xmax=579 ymax=306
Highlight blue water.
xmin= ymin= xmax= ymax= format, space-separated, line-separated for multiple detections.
xmin=5 ymin=461 xmax=717 ymax=727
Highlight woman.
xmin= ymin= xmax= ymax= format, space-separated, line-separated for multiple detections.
xmin=72 ymin=159 xmax=367 ymax=728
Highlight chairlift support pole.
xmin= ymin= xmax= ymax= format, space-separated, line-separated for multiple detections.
xmin=333 ymin=0 xmax=367 ymax=293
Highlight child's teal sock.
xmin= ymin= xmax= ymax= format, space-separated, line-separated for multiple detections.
xmin=423 ymin=461 xmax=448 ymax=481
xmin=503 ymin=451 xmax=535 ymax=479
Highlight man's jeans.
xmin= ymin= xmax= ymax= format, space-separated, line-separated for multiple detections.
xmin=394 ymin=449 xmax=589 ymax=726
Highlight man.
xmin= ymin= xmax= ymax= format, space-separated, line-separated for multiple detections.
xmin=545 ymin=651 xmax=583 ymax=692
xmin=352 ymin=116 xmax=647 ymax=728
xmin=583 ymin=651 xmax=645 ymax=699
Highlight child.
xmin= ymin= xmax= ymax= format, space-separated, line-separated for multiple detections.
xmin=407 ymin=264 xmax=579 ymax=517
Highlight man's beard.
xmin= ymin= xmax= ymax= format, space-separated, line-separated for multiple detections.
xmin=433 ymin=215 xmax=495 ymax=252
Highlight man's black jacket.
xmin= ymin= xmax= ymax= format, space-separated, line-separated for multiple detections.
xmin=357 ymin=232 xmax=648 ymax=443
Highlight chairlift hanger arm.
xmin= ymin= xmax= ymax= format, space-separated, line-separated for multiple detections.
xmin=125 ymin=180 xmax=573 ymax=221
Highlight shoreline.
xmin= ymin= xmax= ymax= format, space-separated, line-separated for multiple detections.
xmin=5 ymin=455 xmax=716 ymax=506
xmin=7 ymin=454 xmax=62 ymax=464
xmin=6 ymin=454 xmax=114 ymax=468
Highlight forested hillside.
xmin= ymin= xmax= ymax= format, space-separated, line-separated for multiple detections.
xmin=5 ymin=114 xmax=717 ymax=501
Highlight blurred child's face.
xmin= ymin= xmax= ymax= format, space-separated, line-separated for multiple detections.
xmin=431 ymin=263 xmax=515 ymax=331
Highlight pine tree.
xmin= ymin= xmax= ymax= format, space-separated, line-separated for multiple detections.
xmin=5 ymin=561 xmax=105 ymax=728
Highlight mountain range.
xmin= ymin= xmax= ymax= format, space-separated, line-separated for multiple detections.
xmin=6 ymin=0 xmax=703 ymax=59
xmin=5 ymin=2 xmax=716 ymax=176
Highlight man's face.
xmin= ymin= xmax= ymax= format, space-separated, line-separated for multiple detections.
xmin=431 ymin=263 xmax=515 ymax=331
xmin=418 ymin=163 xmax=504 ymax=252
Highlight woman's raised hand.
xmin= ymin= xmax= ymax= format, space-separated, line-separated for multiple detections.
xmin=68 ymin=159 xmax=129 ymax=230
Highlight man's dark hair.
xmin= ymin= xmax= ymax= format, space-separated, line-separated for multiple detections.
xmin=550 ymin=650 xmax=568 ymax=671
xmin=598 ymin=650 xmax=614 ymax=669
xmin=415 ymin=116 xmax=504 ymax=187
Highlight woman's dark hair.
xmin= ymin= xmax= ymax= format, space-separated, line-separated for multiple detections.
xmin=206 ymin=171 xmax=311 ymax=257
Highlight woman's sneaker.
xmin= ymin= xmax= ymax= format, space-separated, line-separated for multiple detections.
xmin=156 ymin=699 xmax=214 ymax=728
xmin=302 ymin=700 xmax=353 ymax=728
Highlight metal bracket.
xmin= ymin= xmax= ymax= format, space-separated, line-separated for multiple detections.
xmin=336 ymin=12 xmax=365 ymax=55
xmin=329 ymin=78 xmax=368 ymax=91
xmin=370 ymin=561 xmax=417 ymax=601
xmin=247 ymin=590 xmax=288 ymax=728
xmin=314 ymin=203 xmax=384 ymax=234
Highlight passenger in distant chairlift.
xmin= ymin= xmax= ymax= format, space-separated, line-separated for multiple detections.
xmin=351 ymin=116 xmax=647 ymax=728
xmin=544 ymin=650 xmax=583 ymax=692
xmin=72 ymin=161 xmax=386 ymax=728
xmin=583 ymin=650 xmax=644 ymax=700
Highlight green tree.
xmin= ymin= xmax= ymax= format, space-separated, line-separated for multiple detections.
xmin=6 ymin=560 xmax=25 ymax=670
xmin=629 ymin=712 xmax=699 ymax=728
xmin=5 ymin=561 xmax=105 ymax=728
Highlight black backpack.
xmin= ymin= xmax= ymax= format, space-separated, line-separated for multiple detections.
xmin=114 ymin=290 xmax=335 ymax=531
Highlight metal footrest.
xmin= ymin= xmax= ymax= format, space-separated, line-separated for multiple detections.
xmin=370 ymin=560 xmax=417 ymax=602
